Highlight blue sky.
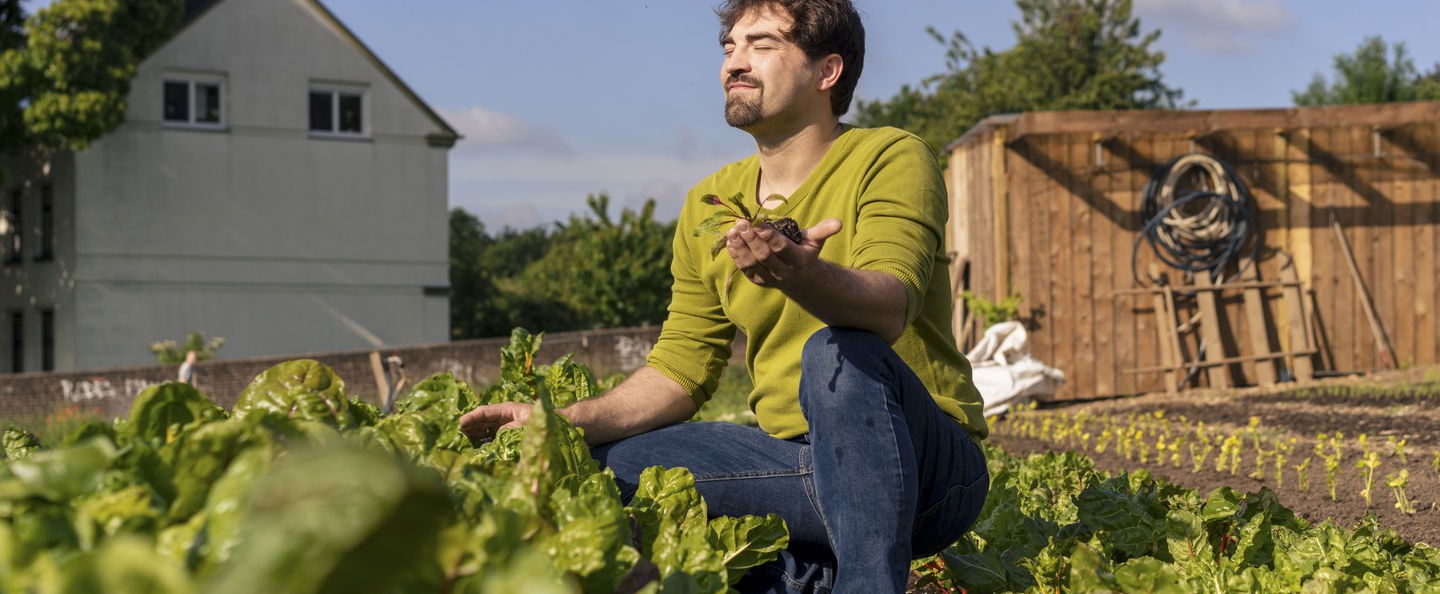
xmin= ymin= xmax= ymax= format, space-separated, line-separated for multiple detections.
xmin=32 ymin=0 xmax=1440 ymax=230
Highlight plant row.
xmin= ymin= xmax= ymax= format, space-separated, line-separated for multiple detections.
xmin=910 ymin=443 xmax=1440 ymax=593
xmin=997 ymin=404 xmax=1439 ymax=515
xmin=0 ymin=329 xmax=787 ymax=593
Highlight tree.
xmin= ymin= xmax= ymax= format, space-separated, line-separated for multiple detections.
xmin=0 ymin=0 xmax=183 ymax=154
xmin=520 ymin=194 xmax=675 ymax=329
xmin=149 ymin=330 xmax=224 ymax=364
xmin=1292 ymin=36 xmax=1440 ymax=106
xmin=854 ymin=0 xmax=1183 ymax=154
xmin=448 ymin=195 xmax=675 ymax=339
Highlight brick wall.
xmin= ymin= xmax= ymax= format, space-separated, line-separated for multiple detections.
xmin=0 ymin=326 xmax=746 ymax=422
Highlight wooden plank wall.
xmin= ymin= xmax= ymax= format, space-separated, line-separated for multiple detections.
xmin=950 ymin=116 xmax=1440 ymax=400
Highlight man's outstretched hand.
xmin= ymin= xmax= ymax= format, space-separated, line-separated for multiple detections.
xmin=459 ymin=402 xmax=534 ymax=441
xmin=726 ymin=218 xmax=841 ymax=289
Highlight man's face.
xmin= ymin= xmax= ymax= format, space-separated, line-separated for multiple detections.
xmin=720 ymin=6 xmax=822 ymax=129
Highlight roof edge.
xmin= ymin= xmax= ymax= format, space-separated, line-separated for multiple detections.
xmin=307 ymin=0 xmax=460 ymax=141
xmin=946 ymin=113 xmax=1019 ymax=152
xmin=942 ymin=100 xmax=1440 ymax=153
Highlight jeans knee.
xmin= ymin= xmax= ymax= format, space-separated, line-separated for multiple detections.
xmin=801 ymin=326 xmax=887 ymax=371
xmin=800 ymin=327 xmax=893 ymax=412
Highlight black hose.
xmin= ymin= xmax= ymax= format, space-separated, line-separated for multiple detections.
xmin=1131 ymin=154 xmax=1258 ymax=286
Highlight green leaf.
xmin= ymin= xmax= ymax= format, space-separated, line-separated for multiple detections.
xmin=500 ymin=328 xmax=543 ymax=383
xmin=709 ymin=514 xmax=788 ymax=584
xmin=5 ymin=438 xmax=116 ymax=501
xmin=723 ymin=192 xmax=752 ymax=220
xmin=57 ymin=536 xmax=195 ymax=594
xmin=3 ymin=426 xmax=42 ymax=460
xmin=127 ymin=383 xmax=226 ymax=444
xmin=692 ymin=212 xmax=734 ymax=237
xmin=206 ymin=445 xmax=449 ymax=594
xmin=232 ymin=360 xmax=354 ymax=428
xmin=1113 ymin=557 xmax=1186 ymax=593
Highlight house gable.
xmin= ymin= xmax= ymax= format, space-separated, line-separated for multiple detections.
xmin=129 ymin=0 xmax=457 ymax=144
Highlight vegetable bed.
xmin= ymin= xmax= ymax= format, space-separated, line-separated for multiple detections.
xmin=1 ymin=330 xmax=1436 ymax=593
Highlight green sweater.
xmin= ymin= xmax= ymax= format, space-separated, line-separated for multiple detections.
xmin=646 ymin=126 xmax=988 ymax=441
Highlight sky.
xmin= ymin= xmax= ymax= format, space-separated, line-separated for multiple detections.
xmin=31 ymin=0 xmax=1440 ymax=230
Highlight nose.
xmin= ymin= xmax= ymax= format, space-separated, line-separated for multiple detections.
xmin=723 ymin=49 xmax=750 ymax=83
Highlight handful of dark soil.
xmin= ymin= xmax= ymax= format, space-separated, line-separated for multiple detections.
xmin=693 ymin=192 xmax=805 ymax=255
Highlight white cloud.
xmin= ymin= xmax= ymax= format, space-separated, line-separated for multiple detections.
xmin=437 ymin=106 xmax=574 ymax=155
xmin=1187 ymin=31 xmax=1255 ymax=55
xmin=1134 ymin=0 xmax=1296 ymax=56
xmin=1134 ymin=0 xmax=1297 ymax=31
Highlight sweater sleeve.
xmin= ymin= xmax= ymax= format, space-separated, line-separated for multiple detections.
xmin=850 ymin=134 xmax=947 ymax=324
xmin=645 ymin=195 xmax=737 ymax=410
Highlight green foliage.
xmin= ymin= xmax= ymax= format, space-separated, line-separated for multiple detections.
xmin=854 ymin=0 xmax=1183 ymax=154
xmin=962 ymin=290 xmax=1023 ymax=327
xmin=149 ymin=331 xmax=225 ymax=365
xmin=450 ymin=195 xmax=676 ymax=339
xmin=0 ymin=0 xmax=184 ymax=154
xmin=1293 ymin=36 xmax=1440 ymax=106
xmin=0 ymin=329 xmax=790 ymax=592
xmin=520 ymin=194 xmax=675 ymax=329
xmin=921 ymin=443 xmax=1440 ymax=592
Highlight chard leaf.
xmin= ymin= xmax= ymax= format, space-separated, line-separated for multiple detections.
xmin=232 ymin=360 xmax=354 ymax=429
xmin=3 ymin=426 xmax=42 ymax=460
xmin=127 ymin=383 xmax=226 ymax=445
xmin=207 ymin=445 xmax=449 ymax=594
xmin=709 ymin=514 xmax=788 ymax=584
xmin=6 ymin=438 xmax=116 ymax=502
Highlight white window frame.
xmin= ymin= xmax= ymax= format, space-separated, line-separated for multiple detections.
xmin=162 ymin=72 xmax=227 ymax=130
xmin=308 ymin=82 xmax=369 ymax=139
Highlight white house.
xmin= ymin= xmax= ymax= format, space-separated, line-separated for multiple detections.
xmin=0 ymin=0 xmax=458 ymax=372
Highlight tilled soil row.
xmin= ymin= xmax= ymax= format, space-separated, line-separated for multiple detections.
xmin=989 ymin=433 xmax=1440 ymax=546
xmin=1044 ymin=389 xmax=1440 ymax=448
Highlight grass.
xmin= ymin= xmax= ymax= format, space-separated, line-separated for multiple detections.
xmin=694 ymin=364 xmax=757 ymax=425
xmin=1 ymin=404 xmax=108 ymax=448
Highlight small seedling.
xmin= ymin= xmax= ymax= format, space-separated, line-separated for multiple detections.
xmin=1387 ymin=469 xmax=1415 ymax=515
xmin=1357 ymin=451 xmax=1381 ymax=508
xmin=693 ymin=193 xmax=803 ymax=255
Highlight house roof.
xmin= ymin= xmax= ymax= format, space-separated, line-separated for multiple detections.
xmin=175 ymin=0 xmax=460 ymax=147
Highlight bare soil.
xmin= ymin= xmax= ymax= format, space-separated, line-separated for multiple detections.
xmin=991 ymin=372 xmax=1440 ymax=546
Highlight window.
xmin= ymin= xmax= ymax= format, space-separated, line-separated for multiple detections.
xmin=10 ymin=311 xmax=21 ymax=373
xmin=4 ymin=189 xmax=20 ymax=265
xmin=39 ymin=308 xmax=52 ymax=372
xmin=163 ymin=75 xmax=225 ymax=127
xmin=36 ymin=185 xmax=52 ymax=261
xmin=309 ymin=85 xmax=366 ymax=135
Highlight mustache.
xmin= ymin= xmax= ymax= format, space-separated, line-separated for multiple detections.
xmin=726 ymin=75 xmax=761 ymax=88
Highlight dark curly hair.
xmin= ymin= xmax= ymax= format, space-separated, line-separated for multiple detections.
xmin=716 ymin=0 xmax=865 ymax=117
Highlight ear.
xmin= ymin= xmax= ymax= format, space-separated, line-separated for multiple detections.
xmin=815 ymin=54 xmax=843 ymax=91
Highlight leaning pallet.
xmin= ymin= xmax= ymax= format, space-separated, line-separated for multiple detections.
xmin=1113 ymin=274 xmax=1318 ymax=393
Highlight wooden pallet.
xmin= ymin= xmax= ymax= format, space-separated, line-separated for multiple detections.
xmin=1113 ymin=265 xmax=1318 ymax=393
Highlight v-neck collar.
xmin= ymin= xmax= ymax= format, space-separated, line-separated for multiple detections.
xmin=746 ymin=124 xmax=857 ymax=218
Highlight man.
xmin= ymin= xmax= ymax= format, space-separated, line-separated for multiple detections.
xmin=460 ymin=1 xmax=988 ymax=590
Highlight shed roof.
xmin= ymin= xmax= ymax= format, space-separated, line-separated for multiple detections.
xmin=946 ymin=101 xmax=1440 ymax=152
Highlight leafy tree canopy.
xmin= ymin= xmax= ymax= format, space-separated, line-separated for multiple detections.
xmin=854 ymin=0 xmax=1184 ymax=154
xmin=1292 ymin=36 xmax=1440 ymax=106
xmin=450 ymin=195 xmax=675 ymax=339
xmin=0 ymin=0 xmax=183 ymax=154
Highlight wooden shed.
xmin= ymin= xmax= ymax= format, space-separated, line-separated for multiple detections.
xmin=945 ymin=101 xmax=1440 ymax=400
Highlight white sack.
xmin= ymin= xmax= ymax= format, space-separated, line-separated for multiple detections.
xmin=964 ymin=321 xmax=1065 ymax=417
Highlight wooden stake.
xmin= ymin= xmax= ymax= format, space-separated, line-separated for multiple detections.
xmin=1241 ymin=258 xmax=1279 ymax=386
xmin=369 ymin=351 xmax=390 ymax=410
xmin=1329 ymin=212 xmax=1398 ymax=369
xmin=1279 ymin=261 xmax=1316 ymax=381
xmin=1195 ymin=274 xmax=1232 ymax=388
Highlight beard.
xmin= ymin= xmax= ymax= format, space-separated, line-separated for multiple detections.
xmin=724 ymin=78 xmax=764 ymax=127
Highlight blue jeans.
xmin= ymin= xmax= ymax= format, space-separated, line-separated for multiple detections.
xmin=591 ymin=327 xmax=989 ymax=593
